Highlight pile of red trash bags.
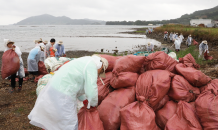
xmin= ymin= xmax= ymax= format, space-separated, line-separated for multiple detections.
xmin=77 ymin=52 xmax=217 ymax=130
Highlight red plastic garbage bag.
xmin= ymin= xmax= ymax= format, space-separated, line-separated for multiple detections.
xmin=112 ymin=55 xmax=145 ymax=74
xmin=97 ymin=72 xmax=114 ymax=105
xmin=165 ymin=101 xmax=202 ymax=130
xmin=153 ymin=95 xmax=170 ymax=111
xmin=155 ymin=101 xmax=178 ymax=129
xmin=1 ymin=49 xmax=20 ymax=79
xmin=195 ymin=90 xmax=218 ymax=130
xmin=175 ymin=63 xmax=211 ymax=87
xmin=38 ymin=61 xmax=48 ymax=75
xmin=200 ymin=79 xmax=218 ymax=94
xmin=168 ymin=75 xmax=200 ymax=102
xmin=179 ymin=53 xmax=200 ymax=69
xmin=34 ymin=75 xmax=44 ymax=83
xmin=78 ymin=102 xmax=104 ymax=130
xmin=120 ymin=101 xmax=160 ymax=130
xmin=110 ymin=72 xmax=139 ymax=89
xmin=136 ymin=70 xmax=173 ymax=109
xmin=98 ymin=87 xmax=136 ymax=130
xmin=143 ymin=51 xmax=178 ymax=73
xmin=193 ymin=39 xmax=198 ymax=45
xmin=100 ymin=55 xmax=119 ymax=72
xmin=204 ymin=50 xmax=213 ymax=60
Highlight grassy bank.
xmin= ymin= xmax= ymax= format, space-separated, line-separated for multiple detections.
xmin=175 ymin=45 xmax=215 ymax=65
xmin=154 ymin=25 xmax=218 ymax=43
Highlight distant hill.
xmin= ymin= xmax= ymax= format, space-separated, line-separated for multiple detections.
xmin=15 ymin=14 xmax=106 ymax=25
xmin=106 ymin=5 xmax=218 ymax=25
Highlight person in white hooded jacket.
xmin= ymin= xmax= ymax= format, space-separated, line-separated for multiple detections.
xmin=28 ymin=54 xmax=108 ymax=130
xmin=4 ymin=39 xmax=25 ymax=93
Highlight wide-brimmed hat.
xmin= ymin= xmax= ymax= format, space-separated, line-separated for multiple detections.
xmin=4 ymin=39 xmax=14 ymax=47
xmin=92 ymin=54 xmax=108 ymax=78
xmin=203 ymin=40 xmax=208 ymax=44
xmin=58 ymin=41 xmax=63 ymax=45
xmin=43 ymin=40 xmax=48 ymax=44
xmin=148 ymin=42 xmax=151 ymax=46
xmin=189 ymin=35 xmax=191 ymax=37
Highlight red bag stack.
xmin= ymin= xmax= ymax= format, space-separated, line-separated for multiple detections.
xmin=179 ymin=53 xmax=200 ymax=69
xmin=98 ymin=87 xmax=136 ymax=130
xmin=175 ymin=63 xmax=211 ymax=87
xmin=143 ymin=51 xmax=178 ymax=73
xmin=1 ymin=49 xmax=20 ymax=79
xmin=168 ymin=75 xmax=200 ymax=102
xmin=165 ymin=101 xmax=202 ymax=130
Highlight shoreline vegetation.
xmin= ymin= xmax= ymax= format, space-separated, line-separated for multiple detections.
xmin=128 ymin=25 xmax=218 ymax=65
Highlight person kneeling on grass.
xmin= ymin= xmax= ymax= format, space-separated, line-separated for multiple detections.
xmin=27 ymin=42 xmax=45 ymax=81
xmin=4 ymin=39 xmax=25 ymax=93
xmin=28 ymin=54 xmax=108 ymax=130
xmin=199 ymin=40 xmax=209 ymax=59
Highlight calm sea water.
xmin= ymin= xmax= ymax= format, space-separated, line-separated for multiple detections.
xmin=0 ymin=25 xmax=160 ymax=52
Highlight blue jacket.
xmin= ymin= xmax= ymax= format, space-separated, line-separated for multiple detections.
xmin=55 ymin=44 xmax=65 ymax=57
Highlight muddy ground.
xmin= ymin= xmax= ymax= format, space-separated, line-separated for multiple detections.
xmin=1 ymin=29 xmax=218 ymax=129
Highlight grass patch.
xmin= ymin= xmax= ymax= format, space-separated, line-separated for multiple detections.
xmin=135 ymin=31 xmax=145 ymax=33
xmin=14 ymin=107 xmax=24 ymax=114
xmin=175 ymin=45 xmax=214 ymax=65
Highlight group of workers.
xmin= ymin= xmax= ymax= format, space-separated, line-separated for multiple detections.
xmin=4 ymin=38 xmax=66 ymax=93
xmin=164 ymin=32 xmax=209 ymax=58
xmin=3 ymin=38 xmax=109 ymax=130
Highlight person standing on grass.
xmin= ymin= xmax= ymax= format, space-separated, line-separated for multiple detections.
xmin=199 ymin=40 xmax=209 ymax=59
xmin=55 ymin=41 xmax=65 ymax=58
xmin=27 ymin=42 xmax=45 ymax=81
xmin=4 ymin=39 xmax=25 ymax=93
xmin=186 ymin=35 xmax=193 ymax=47
xmin=164 ymin=32 xmax=168 ymax=42
xmin=46 ymin=38 xmax=57 ymax=58
xmin=173 ymin=37 xmax=181 ymax=52
xmin=169 ymin=32 xmax=173 ymax=43
xmin=179 ymin=33 xmax=184 ymax=43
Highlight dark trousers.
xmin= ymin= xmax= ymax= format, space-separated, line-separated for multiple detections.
xmin=164 ymin=38 xmax=167 ymax=41
xmin=11 ymin=73 xmax=23 ymax=88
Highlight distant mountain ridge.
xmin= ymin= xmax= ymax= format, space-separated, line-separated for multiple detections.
xmin=106 ymin=5 xmax=218 ymax=25
xmin=15 ymin=14 xmax=106 ymax=25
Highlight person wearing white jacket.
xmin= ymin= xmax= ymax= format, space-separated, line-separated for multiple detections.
xmin=186 ymin=35 xmax=193 ymax=47
xmin=199 ymin=40 xmax=209 ymax=59
xmin=28 ymin=55 xmax=108 ymax=130
xmin=4 ymin=39 xmax=25 ymax=93
xmin=179 ymin=33 xmax=184 ymax=43
xmin=174 ymin=37 xmax=181 ymax=52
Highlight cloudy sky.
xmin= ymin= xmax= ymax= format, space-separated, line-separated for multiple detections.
xmin=0 ymin=0 xmax=217 ymax=25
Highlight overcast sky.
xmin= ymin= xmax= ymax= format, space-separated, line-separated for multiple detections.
xmin=0 ymin=0 xmax=218 ymax=25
